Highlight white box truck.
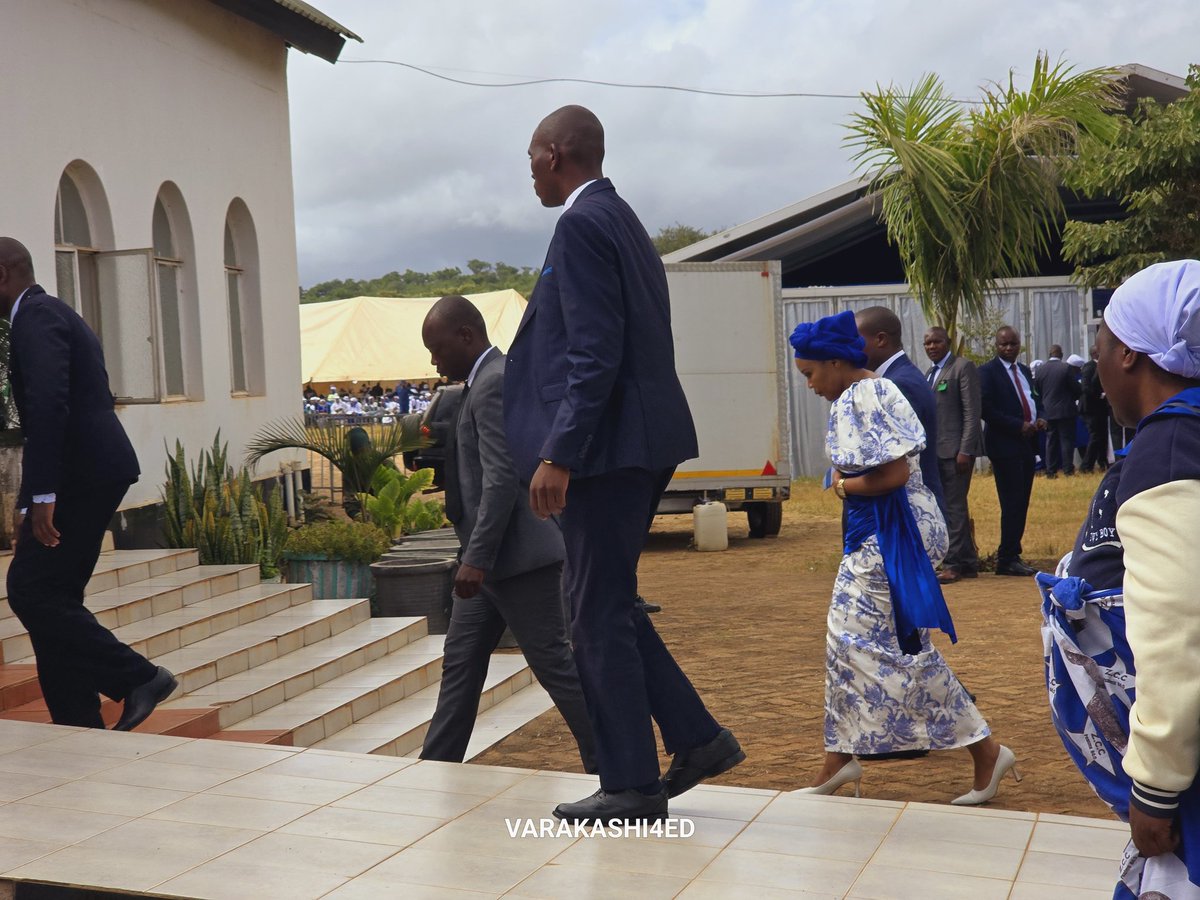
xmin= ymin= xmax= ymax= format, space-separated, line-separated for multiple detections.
xmin=661 ymin=261 xmax=791 ymax=537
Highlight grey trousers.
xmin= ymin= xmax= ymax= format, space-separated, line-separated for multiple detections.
xmin=938 ymin=457 xmax=979 ymax=573
xmin=420 ymin=561 xmax=597 ymax=770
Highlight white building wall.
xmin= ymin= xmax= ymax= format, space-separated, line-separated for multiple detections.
xmin=0 ymin=0 xmax=306 ymax=508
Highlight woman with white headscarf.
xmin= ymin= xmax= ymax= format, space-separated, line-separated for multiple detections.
xmin=1040 ymin=259 xmax=1200 ymax=899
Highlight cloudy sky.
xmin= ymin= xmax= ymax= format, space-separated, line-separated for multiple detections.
xmin=287 ymin=1 xmax=1196 ymax=288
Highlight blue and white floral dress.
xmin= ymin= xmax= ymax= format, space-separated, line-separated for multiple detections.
xmin=823 ymin=377 xmax=989 ymax=754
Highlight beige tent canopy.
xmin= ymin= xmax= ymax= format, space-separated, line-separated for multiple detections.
xmin=299 ymin=290 xmax=528 ymax=383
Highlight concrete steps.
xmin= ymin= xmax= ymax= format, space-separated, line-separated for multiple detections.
xmin=0 ymin=549 xmax=554 ymax=758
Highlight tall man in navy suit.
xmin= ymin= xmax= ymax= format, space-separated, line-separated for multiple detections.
xmin=979 ymin=326 xmax=1046 ymax=576
xmin=0 ymin=237 xmax=176 ymax=730
xmin=504 ymin=106 xmax=743 ymax=823
xmin=855 ymin=307 xmax=946 ymax=515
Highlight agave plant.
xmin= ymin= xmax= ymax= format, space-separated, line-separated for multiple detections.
xmin=844 ymin=53 xmax=1123 ymax=339
xmin=162 ymin=433 xmax=288 ymax=577
xmin=245 ymin=416 xmax=427 ymax=515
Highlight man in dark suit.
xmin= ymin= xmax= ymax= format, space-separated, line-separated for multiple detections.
xmin=1078 ymin=344 xmax=1109 ymax=473
xmin=0 ymin=237 xmax=175 ymax=730
xmin=978 ymin=325 xmax=1046 ymax=576
xmin=1033 ymin=345 xmax=1081 ymax=477
xmin=504 ymin=106 xmax=743 ymax=823
xmin=923 ymin=326 xmax=982 ymax=583
xmin=856 ymin=307 xmax=945 ymax=515
xmin=418 ymin=295 xmax=596 ymax=769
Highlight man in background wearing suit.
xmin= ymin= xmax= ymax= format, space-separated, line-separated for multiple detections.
xmin=1033 ymin=345 xmax=1082 ymax=478
xmin=0 ymin=237 xmax=175 ymax=730
xmin=856 ymin=307 xmax=946 ymax=515
xmin=923 ymin=327 xmax=982 ymax=584
xmin=418 ymin=295 xmax=595 ymax=770
xmin=979 ymin=326 xmax=1046 ymax=577
xmin=504 ymin=106 xmax=743 ymax=823
xmin=1078 ymin=344 xmax=1110 ymax=473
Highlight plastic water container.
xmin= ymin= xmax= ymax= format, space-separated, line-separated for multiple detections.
xmin=693 ymin=501 xmax=729 ymax=552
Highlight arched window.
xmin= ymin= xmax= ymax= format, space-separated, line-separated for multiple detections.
xmin=224 ymin=199 xmax=264 ymax=395
xmin=152 ymin=195 xmax=187 ymax=398
xmin=54 ymin=165 xmax=108 ymax=334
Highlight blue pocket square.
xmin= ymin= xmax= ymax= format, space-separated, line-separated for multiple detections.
xmin=542 ymin=266 xmax=553 ymax=276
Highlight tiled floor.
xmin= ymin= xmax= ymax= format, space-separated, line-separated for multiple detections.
xmin=0 ymin=719 xmax=1125 ymax=899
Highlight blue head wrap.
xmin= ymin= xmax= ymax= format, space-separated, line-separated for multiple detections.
xmin=789 ymin=310 xmax=868 ymax=368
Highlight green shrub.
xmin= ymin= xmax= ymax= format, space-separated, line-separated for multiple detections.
xmin=359 ymin=467 xmax=445 ymax=538
xmin=283 ymin=520 xmax=391 ymax=565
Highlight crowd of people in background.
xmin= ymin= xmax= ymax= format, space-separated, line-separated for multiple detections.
xmin=301 ymin=378 xmax=450 ymax=421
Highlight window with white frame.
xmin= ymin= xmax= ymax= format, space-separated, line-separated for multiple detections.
xmin=152 ymin=196 xmax=187 ymax=398
xmin=225 ymin=222 xmax=248 ymax=394
xmin=223 ymin=200 xmax=265 ymax=396
xmin=54 ymin=172 xmax=102 ymax=334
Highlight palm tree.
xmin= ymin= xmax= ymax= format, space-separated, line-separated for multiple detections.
xmin=246 ymin=416 xmax=426 ymax=516
xmin=844 ymin=53 xmax=1123 ymax=338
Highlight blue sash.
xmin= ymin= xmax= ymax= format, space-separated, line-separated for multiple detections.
xmin=844 ymin=489 xmax=957 ymax=643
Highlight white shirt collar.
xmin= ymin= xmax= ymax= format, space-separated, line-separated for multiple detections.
xmin=931 ymin=352 xmax=952 ymax=372
xmin=466 ymin=346 xmax=495 ymax=387
xmin=563 ymin=179 xmax=598 ymax=211
xmin=9 ymin=286 xmax=32 ymax=322
xmin=875 ymin=350 xmax=906 ymax=377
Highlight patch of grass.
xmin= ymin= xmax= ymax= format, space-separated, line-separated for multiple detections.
xmin=785 ymin=468 xmax=1101 ymax=567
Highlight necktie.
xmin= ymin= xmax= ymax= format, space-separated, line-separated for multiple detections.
xmin=927 ymin=365 xmax=938 ymax=386
xmin=1010 ymin=364 xmax=1032 ymax=422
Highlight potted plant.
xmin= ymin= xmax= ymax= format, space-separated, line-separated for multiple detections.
xmin=246 ymin=417 xmax=425 ymax=518
xmin=360 ymin=467 xmax=446 ymax=539
xmin=281 ymin=520 xmax=391 ymax=600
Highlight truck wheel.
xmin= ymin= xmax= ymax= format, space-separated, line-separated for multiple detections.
xmin=746 ymin=502 xmax=783 ymax=538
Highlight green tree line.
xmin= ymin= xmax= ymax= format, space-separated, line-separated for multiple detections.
xmin=299 ymin=224 xmax=715 ymax=304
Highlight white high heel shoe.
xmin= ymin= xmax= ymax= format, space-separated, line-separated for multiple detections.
xmin=951 ymin=745 xmax=1022 ymax=806
xmin=797 ymin=759 xmax=863 ymax=798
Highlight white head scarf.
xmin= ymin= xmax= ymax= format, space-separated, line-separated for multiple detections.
xmin=1105 ymin=260 xmax=1200 ymax=378
xmin=1066 ymin=354 xmax=1085 ymax=367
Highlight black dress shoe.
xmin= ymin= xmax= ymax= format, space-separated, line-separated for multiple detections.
xmin=663 ymin=727 xmax=746 ymax=798
xmin=635 ymin=595 xmax=662 ymax=614
xmin=553 ymin=787 xmax=667 ymax=823
xmin=113 ymin=667 xmax=178 ymax=732
xmin=995 ymin=559 xmax=1037 ymax=577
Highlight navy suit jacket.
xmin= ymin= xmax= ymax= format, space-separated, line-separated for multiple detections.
xmin=979 ymin=356 xmax=1044 ymax=459
xmin=882 ymin=353 xmax=945 ymax=514
xmin=503 ymin=179 xmax=698 ymax=481
xmin=9 ymin=285 xmax=140 ymax=508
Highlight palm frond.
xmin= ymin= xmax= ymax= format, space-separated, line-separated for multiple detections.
xmin=844 ymin=52 xmax=1122 ymax=337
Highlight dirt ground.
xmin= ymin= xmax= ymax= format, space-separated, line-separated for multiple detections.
xmin=474 ymin=493 xmax=1114 ymax=821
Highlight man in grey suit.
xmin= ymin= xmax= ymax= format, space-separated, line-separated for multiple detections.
xmin=418 ymin=295 xmax=596 ymax=769
xmin=1033 ymin=344 xmax=1082 ymax=477
xmin=923 ymin=327 xmax=982 ymax=584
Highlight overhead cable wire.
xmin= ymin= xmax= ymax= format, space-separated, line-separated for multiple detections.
xmin=340 ymin=58 xmax=982 ymax=103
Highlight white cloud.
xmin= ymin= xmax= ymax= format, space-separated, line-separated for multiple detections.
xmin=289 ymin=0 xmax=1198 ymax=286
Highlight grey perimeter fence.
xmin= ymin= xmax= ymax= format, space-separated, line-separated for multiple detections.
xmin=783 ymin=276 xmax=1098 ymax=478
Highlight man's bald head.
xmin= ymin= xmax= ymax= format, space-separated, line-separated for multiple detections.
xmin=421 ymin=295 xmax=490 ymax=383
xmin=527 ymin=105 xmax=606 ymax=208
xmin=426 ymin=294 xmax=487 ymax=337
xmin=0 ymin=237 xmax=35 ymax=311
xmin=534 ymin=105 xmax=605 ymax=170
xmin=855 ymin=306 xmax=904 ymax=371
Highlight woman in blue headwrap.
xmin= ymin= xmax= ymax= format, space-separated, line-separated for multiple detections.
xmin=792 ymin=310 xmax=1018 ymax=804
